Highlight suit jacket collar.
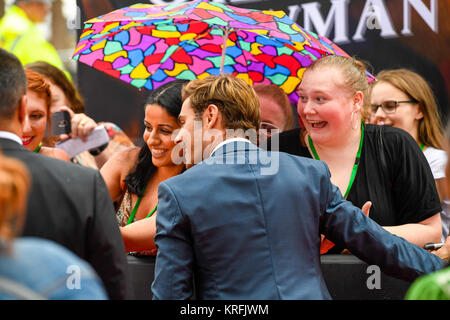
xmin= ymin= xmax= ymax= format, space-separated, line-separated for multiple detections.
xmin=0 ymin=137 xmax=26 ymax=152
xmin=210 ymin=139 xmax=258 ymax=158
xmin=0 ymin=131 xmax=23 ymax=145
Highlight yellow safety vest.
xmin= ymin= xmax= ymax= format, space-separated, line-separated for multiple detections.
xmin=0 ymin=5 xmax=64 ymax=71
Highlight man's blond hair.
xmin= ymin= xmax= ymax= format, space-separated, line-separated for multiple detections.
xmin=182 ymin=75 xmax=260 ymax=131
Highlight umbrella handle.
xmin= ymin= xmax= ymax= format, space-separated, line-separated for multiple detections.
xmin=220 ymin=27 xmax=230 ymax=75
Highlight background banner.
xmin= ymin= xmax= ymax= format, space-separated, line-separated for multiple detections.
xmin=76 ymin=0 xmax=449 ymax=143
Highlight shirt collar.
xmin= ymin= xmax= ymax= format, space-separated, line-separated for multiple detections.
xmin=210 ymin=137 xmax=253 ymax=157
xmin=0 ymin=131 xmax=23 ymax=146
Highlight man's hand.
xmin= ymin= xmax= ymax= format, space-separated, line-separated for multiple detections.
xmin=340 ymin=201 xmax=372 ymax=254
xmin=431 ymin=236 xmax=450 ymax=262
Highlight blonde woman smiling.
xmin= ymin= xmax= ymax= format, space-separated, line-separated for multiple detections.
xmin=268 ymin=56 xmax=442 ymax=252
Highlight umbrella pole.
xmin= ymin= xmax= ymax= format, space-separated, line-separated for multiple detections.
xmin=220 ymin=27 xmax=229 ymax=75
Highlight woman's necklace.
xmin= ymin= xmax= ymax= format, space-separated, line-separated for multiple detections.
xmin=126 ymin=186 xmax=157 ymax=225
xmin=34 ymin=142 xmax=42 ymax=153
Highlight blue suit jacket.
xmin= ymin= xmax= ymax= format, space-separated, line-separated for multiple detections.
xmin=152 ymin=141 xmax=446 ymax=299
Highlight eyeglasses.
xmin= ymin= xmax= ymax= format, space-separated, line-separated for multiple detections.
xmin=259 ymin=122 xmax=281 ymax=132
xmin=370 ymin=100 xmax=417 ymax=114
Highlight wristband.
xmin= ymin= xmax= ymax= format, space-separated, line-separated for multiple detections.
xmin=89 ymin=142 xmax=109 ymax=156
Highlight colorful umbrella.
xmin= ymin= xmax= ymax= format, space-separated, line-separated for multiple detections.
xmin=73 ymin=0 xmax=367 ymax=104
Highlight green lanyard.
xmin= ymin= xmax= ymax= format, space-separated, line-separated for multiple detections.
xmin=34 ymin=142 xmax=42 ymax=153
xmin=419 ymin=143 xmax=425 ymax=151
xmin=126 ymin=186 xmax=157 ymax=225
xmin=308 ymin=122 xmax=364 ymax=199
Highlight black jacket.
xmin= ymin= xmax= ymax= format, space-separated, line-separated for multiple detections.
xmin=0 ymin=137 xmax=128 ymax=299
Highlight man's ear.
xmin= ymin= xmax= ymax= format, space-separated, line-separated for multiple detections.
xmin=204 ymin=104 xmax=220 ymax=129
xmin=17 ymin=95 xmax=27 ymax=125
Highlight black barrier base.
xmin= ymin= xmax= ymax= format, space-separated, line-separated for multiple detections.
xmin=126 ymin=255 xmax=155 ymax=300
xmin=126 ymin=254 xmax=411 ymax=300
xmin=320 ymin=254 xmax=411 ymax=300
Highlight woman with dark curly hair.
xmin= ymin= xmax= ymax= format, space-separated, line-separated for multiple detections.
xmin=100 ymin=80 xmax=187 ymax=255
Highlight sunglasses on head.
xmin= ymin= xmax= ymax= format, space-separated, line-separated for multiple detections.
xmin=370 ymin=100 xmax=417 ymax=114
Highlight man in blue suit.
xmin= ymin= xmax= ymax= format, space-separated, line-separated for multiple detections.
xmin=151 ymin=75 xmax=447 ymax=300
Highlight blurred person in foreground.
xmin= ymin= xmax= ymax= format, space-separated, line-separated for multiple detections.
xmin=0 ymin=152 xmax=107 ymax=299
xmin=0 ymin=0 xmax=64 ymax=70
xmin=151 ymin=75 xmax=446 ymax=300
xmin=0 ymin=48 xmax=128 ymax=299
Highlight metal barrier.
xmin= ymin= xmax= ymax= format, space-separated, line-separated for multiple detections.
xmin=126 ymin=254 xmax=411 ymax=300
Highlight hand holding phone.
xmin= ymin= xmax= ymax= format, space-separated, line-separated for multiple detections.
xmin=51 ymin=111 xmax=71 ymax=135
xmin=71 ymin=113 xmax=98 ymax=141
xmin=54 ymin=106 xmax=98 ymax=142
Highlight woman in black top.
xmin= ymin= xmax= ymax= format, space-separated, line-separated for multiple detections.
xmin=267 ymin=55 xmax=442 ymax=252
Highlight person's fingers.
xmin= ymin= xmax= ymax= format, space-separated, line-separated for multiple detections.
xmin=432 ymin=236 xmax=450 ymax=261
xmin=71 ymin=115 xmax=81 ymax=139
xmin=361 ymin=201 xmax=372 ymax=217
xmin=55 ymin=109 xmax=97 ymax=141
xmin=57 ymin=106 xmax=75 ymax=117
xmin=58 ymin=133 xmax=70 ymax=141
xmin=79 ymin=120 xmax=96 ymax=141
xmin=73 ymin=114 xmax=97 ymax=141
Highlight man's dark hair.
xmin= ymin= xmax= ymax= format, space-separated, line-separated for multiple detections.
xmin=0 ymin=49 xmax=27 ymax=119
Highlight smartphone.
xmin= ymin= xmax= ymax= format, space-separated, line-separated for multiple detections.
xmin=51 ymin=111 xmax=71 ymax=135
xmin=423 ymin=242 xmax=444 ymax=250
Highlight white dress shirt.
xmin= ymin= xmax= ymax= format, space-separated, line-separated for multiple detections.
xmin=210 ymin=137 xmax=253 ymax=156
xmin=0 ymin=131 xmax=23 ymax=145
